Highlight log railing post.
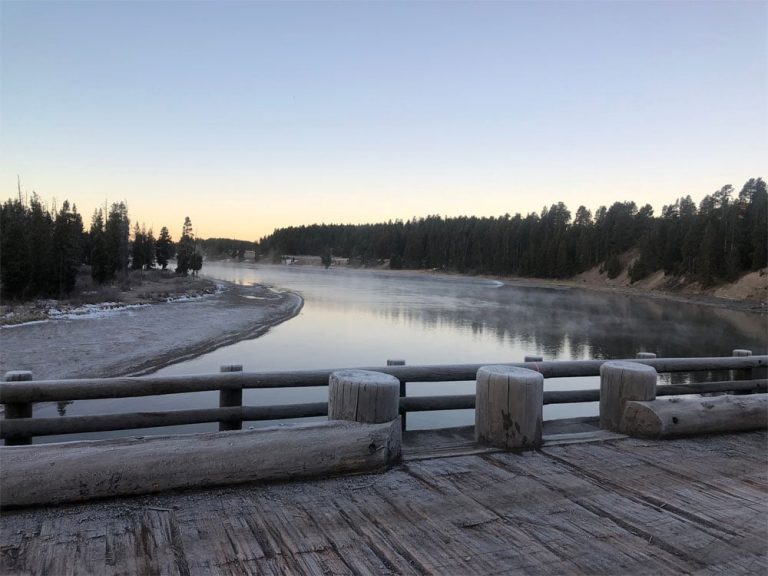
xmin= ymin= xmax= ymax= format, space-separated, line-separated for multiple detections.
xmin=387 ymin=359 xmax=407 ymax=430
xmin=732 ymin=349 xmax=752 ymax=379
xmin=475 ymin=365 xmax=543 ymax=450
xmin=4 ymin=371 xmax=34 ymax=446
xmin=329 ymin=370 xmax=400 ymax=424
xmin=599 ymin=361 xmax=657 ymax=432
xmin=219 ymin=364 xmax=243 ymax=431
xmin=732 ymin=350 xmax=753 ymax=394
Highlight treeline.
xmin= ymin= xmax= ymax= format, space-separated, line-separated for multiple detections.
xmin=198 ymin=238 xmax=255 ymax=260
xmin=0 ymin=194 xmax=203 ymax=300
xmin=257 ymin=178 xmax=767 ymax=284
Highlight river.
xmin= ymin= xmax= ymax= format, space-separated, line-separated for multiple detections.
xmin=35 ymin=261 xmax=766 ymax=442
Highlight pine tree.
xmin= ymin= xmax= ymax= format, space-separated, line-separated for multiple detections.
xmin=131 ymin=223 xmax=145 ymax=270
xmin=176 ymin=216 xmax=195 ymax=276
xmin=105 ymin=202 xmax=130 ymax=277
xmin=51 ymin=201 xmax=83 ymax=296
xmin=28 ymin=194 xmax=55 ymax=295
xmin=191 ymin=252 xmax=203 ymax=276
xmin=155 ymin=226 xmax=174 ymax=270
xmin=0 ymin=198 xmax=31 ymax=299
xmin=90 ymin=209 xmax=111 ymax=283
xmin=321 ymin=247 xmax=332 ymax=269
xmin=144 ymin=228 xmax=156 ymax=269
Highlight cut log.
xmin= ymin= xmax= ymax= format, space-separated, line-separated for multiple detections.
xmin=328 ymin=370 xmax=400 ymax=424
xmin=621 ymin=394 xmax=768 ymax=439
xmin=3 ymin=371 xmax=33 ymax=446
xmin=475 ymin=365 xmax=543 ymax=450
xmin=0 ymin=419 xmax=402 ymax=508
xmin=599 ymin=361 xmax=657 ymax=432
xmin=219 ymin=364 xmax=243 ymax=431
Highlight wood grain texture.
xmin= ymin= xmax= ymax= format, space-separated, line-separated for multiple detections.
xmin=2 ymin=431 xmax=764 ymax=575
xmin=328 ymin=370 xmax=400 ymax=424
xmin=3 ymin=371 xmax=33 ymax=446
xmin=2 ymin=356 xmax=766 ymax=403
xmin=218 ymin=364 xmax=243 ymax=432
xmin=600 ymin=360 xmax=657 ymax=432
xmin=475 ymin=365 xmax=543 ymax=449
xmin=0 ymin=419 xmax=401 ymax=508
xmin=621 ymin=394 xmax=768 ymax=439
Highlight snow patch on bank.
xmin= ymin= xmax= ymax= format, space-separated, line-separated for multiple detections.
xmin=48 ymin=302 xmax=150 ymax=320
xmin=2 ymin=285 xmax=225 ymax=329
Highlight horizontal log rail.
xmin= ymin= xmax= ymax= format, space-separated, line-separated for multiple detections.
xmin=1 ymin=356 xmax=765 ymax=404
xmin=2 ymin=379 xmax=765 ymax=440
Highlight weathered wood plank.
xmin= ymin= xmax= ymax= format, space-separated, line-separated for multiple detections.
xmin=1 ymin=431 xmax=765 ymax=575
xmin=409 ymin=453 xmax=700 ymax=574
xmin=541 ymin=435 xmax=768 ymax=556
xmin=475 ymin=365 xmax=544 ymax=449
xmin=2 ymin=356 xmax=765 ymax=403
xmin=599 ymin=361 xmax=657 ymax=431
xmin=491 ymin=448 xmax=760 ymax=569
xmin=621 ymin=394 xmax=768 ymax=438
xmin=329 ymin=370 xmax=399 ymax=424
xmin=105 ymin=509 xmax=188 ymax=576
xmin=1 ymin=419 xmax=401 ymax=508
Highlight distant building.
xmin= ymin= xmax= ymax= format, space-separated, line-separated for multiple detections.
xmin=280 ymin=255 xmax=348 ymax=266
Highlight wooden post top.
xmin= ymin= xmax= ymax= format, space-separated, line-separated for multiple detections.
xmin=220 ymin=365 xmax=243 ymax=372
xmin=4 ymin=371 xmax=33 ymax=382
xmin=475 ymin=365 xmax=543 ymax=450
xmin=600 ymin=360 xmax=658 ymax=376
xmin=331 ymin=370 xmax=401 ymax=385
xmin=329 ymin=370 xmax=400 ymax=424
xmin=478 ymin=365 xmax=543 ymax=381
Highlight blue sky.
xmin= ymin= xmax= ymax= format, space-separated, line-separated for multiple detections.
xmin=1 ymin=1 xmax=765 ymax=239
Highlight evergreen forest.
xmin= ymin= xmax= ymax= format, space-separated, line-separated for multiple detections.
xmin=2 ymin=177 xmax=765 ymax=301
xmin=257 ymin=178 xmax=767 ymax=285
xmin=0 ymin=194 xmax=203 ymax=300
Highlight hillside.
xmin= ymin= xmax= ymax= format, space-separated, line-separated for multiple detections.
xmin=567 ymin=254 xmax=767 ymax=311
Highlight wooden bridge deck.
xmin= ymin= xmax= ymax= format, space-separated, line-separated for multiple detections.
xmin=2 ymin=429 xmax=766 ymax=575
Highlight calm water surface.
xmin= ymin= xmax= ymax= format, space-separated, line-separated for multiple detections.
xmin=36 ymin=262 xmax=766 ymax=442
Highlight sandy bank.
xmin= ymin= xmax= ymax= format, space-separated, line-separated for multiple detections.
xmin=0 ymin=282 xmax=303 ymax=381
xmin=489 ymin=274 xmax=767 ymax=315
xmin=376 ymin=266 xmax=766 ymax=315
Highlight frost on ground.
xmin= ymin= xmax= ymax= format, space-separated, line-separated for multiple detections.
xmin=0 ymin=282 xmax=303 ymax=381
xmin=1 ymin=271 xmax=221 ymax=327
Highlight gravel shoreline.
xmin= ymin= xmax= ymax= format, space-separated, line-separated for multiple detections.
xmin=0 ymin=282 xmax=303 ymax=381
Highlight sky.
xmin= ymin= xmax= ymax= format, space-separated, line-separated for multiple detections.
xmin=1 ymin=1 xmax=765 ymax=240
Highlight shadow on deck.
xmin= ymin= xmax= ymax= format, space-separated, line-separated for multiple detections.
xmin=2 ymin=428 xmax=766 ymax=575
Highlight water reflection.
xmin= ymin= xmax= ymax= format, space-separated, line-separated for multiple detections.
xmin=32 ymin=262 xmax=766 ymax=441
xmin=373 ymin=283 xmax=765 ymax=362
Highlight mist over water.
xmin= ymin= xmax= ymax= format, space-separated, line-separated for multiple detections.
xmin=35 ymin=261 xmax=766 ymax=442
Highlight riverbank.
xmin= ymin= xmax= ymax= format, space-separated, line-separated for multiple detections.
xmin=392 ymin=265 xmax=767 ymax=315
xmin=0 ymin=270 xmax=220 ymax=326
xmin=0 ymin=281 xmax=303 ymax=381
xmin=496 ymin=271 xmax=767 ymax=315
xmin=281 ymin=256 xmax=766 ymax=314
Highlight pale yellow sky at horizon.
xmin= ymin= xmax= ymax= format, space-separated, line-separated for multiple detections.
xmin=2 ymin=3 xmax=765 ymax=242
xmin=2 ymin=169 xmax=761 ymax=241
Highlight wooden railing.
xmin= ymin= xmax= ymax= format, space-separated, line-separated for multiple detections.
xmin=1 ymin=352 xmax=766 ymax=445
